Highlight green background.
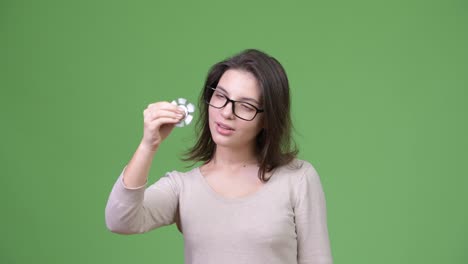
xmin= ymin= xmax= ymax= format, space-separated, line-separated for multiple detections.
xmin=1 ymin=0 xmax=467 ymax=263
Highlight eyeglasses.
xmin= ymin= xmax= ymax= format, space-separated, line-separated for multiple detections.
xmin=205 ymin=86 xmax=264 ymax=121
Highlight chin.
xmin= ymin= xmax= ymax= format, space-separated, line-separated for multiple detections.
xmin=208 ymin=121 xmax=258 ymax=149
xmin=211 ymin=134 xmax=233 ymax=147
xmin=212 ymin=134 xmax=256 ymax=151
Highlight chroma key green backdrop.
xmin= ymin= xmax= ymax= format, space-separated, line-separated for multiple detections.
xmin=1 ymin=0 xmax=467 ymax=263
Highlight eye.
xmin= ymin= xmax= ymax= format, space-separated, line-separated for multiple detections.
xmin=214 ymin=92 xmax=226 ymax=99
xmin=241 ymin=103 xmax=256 ymax=112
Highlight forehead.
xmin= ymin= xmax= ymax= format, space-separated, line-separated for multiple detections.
xmin=217 ymin=69 xmax=261 ymax=100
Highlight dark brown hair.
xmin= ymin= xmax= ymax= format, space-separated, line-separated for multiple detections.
xmin=183 ymin=49 xmax=298 ymax=182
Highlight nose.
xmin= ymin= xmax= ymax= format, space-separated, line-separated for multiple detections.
xmin=220 ymin=101 xmax=235 ymax=119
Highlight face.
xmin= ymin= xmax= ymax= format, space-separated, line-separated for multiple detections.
xmin=208 ymin=69 xmax=264 ymax=150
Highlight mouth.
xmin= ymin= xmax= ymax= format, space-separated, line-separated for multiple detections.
xmin=216 ymin=122 xmax=235 ymax=131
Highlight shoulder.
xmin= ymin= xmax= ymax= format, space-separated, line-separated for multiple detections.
xmin=161 ymin=166 xmax=200 ymax=185
xmin=275 ymin=159 xmax=323 ymax=193
xmin=274 ymin=158 xmax=318 ymax=182
xmin=147 ymin=166 xmax=200 ymax=193
xmin=166 ymin=166 xmax=198 ymax=177
xmin=270 ymin=159 xmax=322 ymax=207
xmin=278 ymin=159 xmax=326 ymax=208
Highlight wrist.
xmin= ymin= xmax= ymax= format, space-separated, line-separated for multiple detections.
xmin=138 ymin=142 xmax=159 ymax=154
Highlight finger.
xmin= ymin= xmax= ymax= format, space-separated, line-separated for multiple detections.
xmin=148 ymin=117 xmax=182 ymax=129
xmin=144 ymin=108 xmax=183 ymax=118
xmin=149 ymin=102 xmax=185 ymax=114
xmin=145 ymin=109 xmax=184 ymax=122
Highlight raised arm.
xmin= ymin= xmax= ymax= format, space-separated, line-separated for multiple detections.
xmin=104 ymin=102 xmax=186 ymax=234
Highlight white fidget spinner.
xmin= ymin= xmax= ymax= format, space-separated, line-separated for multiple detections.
xmin=171 ymin=98 xmax=195 ymax=127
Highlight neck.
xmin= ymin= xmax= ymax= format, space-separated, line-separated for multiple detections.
xmin=210 ymin=145 xmax=258 ymax=169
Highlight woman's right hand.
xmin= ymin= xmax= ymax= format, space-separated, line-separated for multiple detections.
xmin=140 ymin=102 xmax=186 ymax=151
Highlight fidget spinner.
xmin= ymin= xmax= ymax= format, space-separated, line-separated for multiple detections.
xmin=171 ymin=98 xmax=195 ymax=127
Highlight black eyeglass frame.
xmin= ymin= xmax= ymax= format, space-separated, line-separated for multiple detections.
xmin=205 ymin=86 xmax=264 ymax=121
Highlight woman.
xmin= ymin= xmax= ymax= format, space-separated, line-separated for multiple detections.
xmin=105 ymin=49 xmax=333 ymax=264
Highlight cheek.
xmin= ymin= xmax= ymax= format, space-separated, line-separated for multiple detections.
xmin=241 ymin=120 xmax=263 ymax=136
xmin=208 ymin=108 xmax=216 ymax=122
xmin=207 ymin=109 xmax=219 ymax=132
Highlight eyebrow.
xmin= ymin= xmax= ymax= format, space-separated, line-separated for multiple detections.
xmin=216 ymin=86 xmax=261 ymax=105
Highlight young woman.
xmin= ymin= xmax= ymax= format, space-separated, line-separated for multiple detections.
xmin=105 ymin=49 xmax=333 ymax=264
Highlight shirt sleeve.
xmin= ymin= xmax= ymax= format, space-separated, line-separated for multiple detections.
xmin=105 ymin=166 xmax=180 ymax=234
xmin=294 ymin=163 xmax=333 ymax=264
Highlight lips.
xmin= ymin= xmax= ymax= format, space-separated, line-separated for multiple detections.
xmin=216 ymin=122 xmax=234 ymax=131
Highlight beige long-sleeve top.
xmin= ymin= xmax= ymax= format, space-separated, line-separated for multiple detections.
xmin=105 ymin=159 xmax=333 ymax=264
